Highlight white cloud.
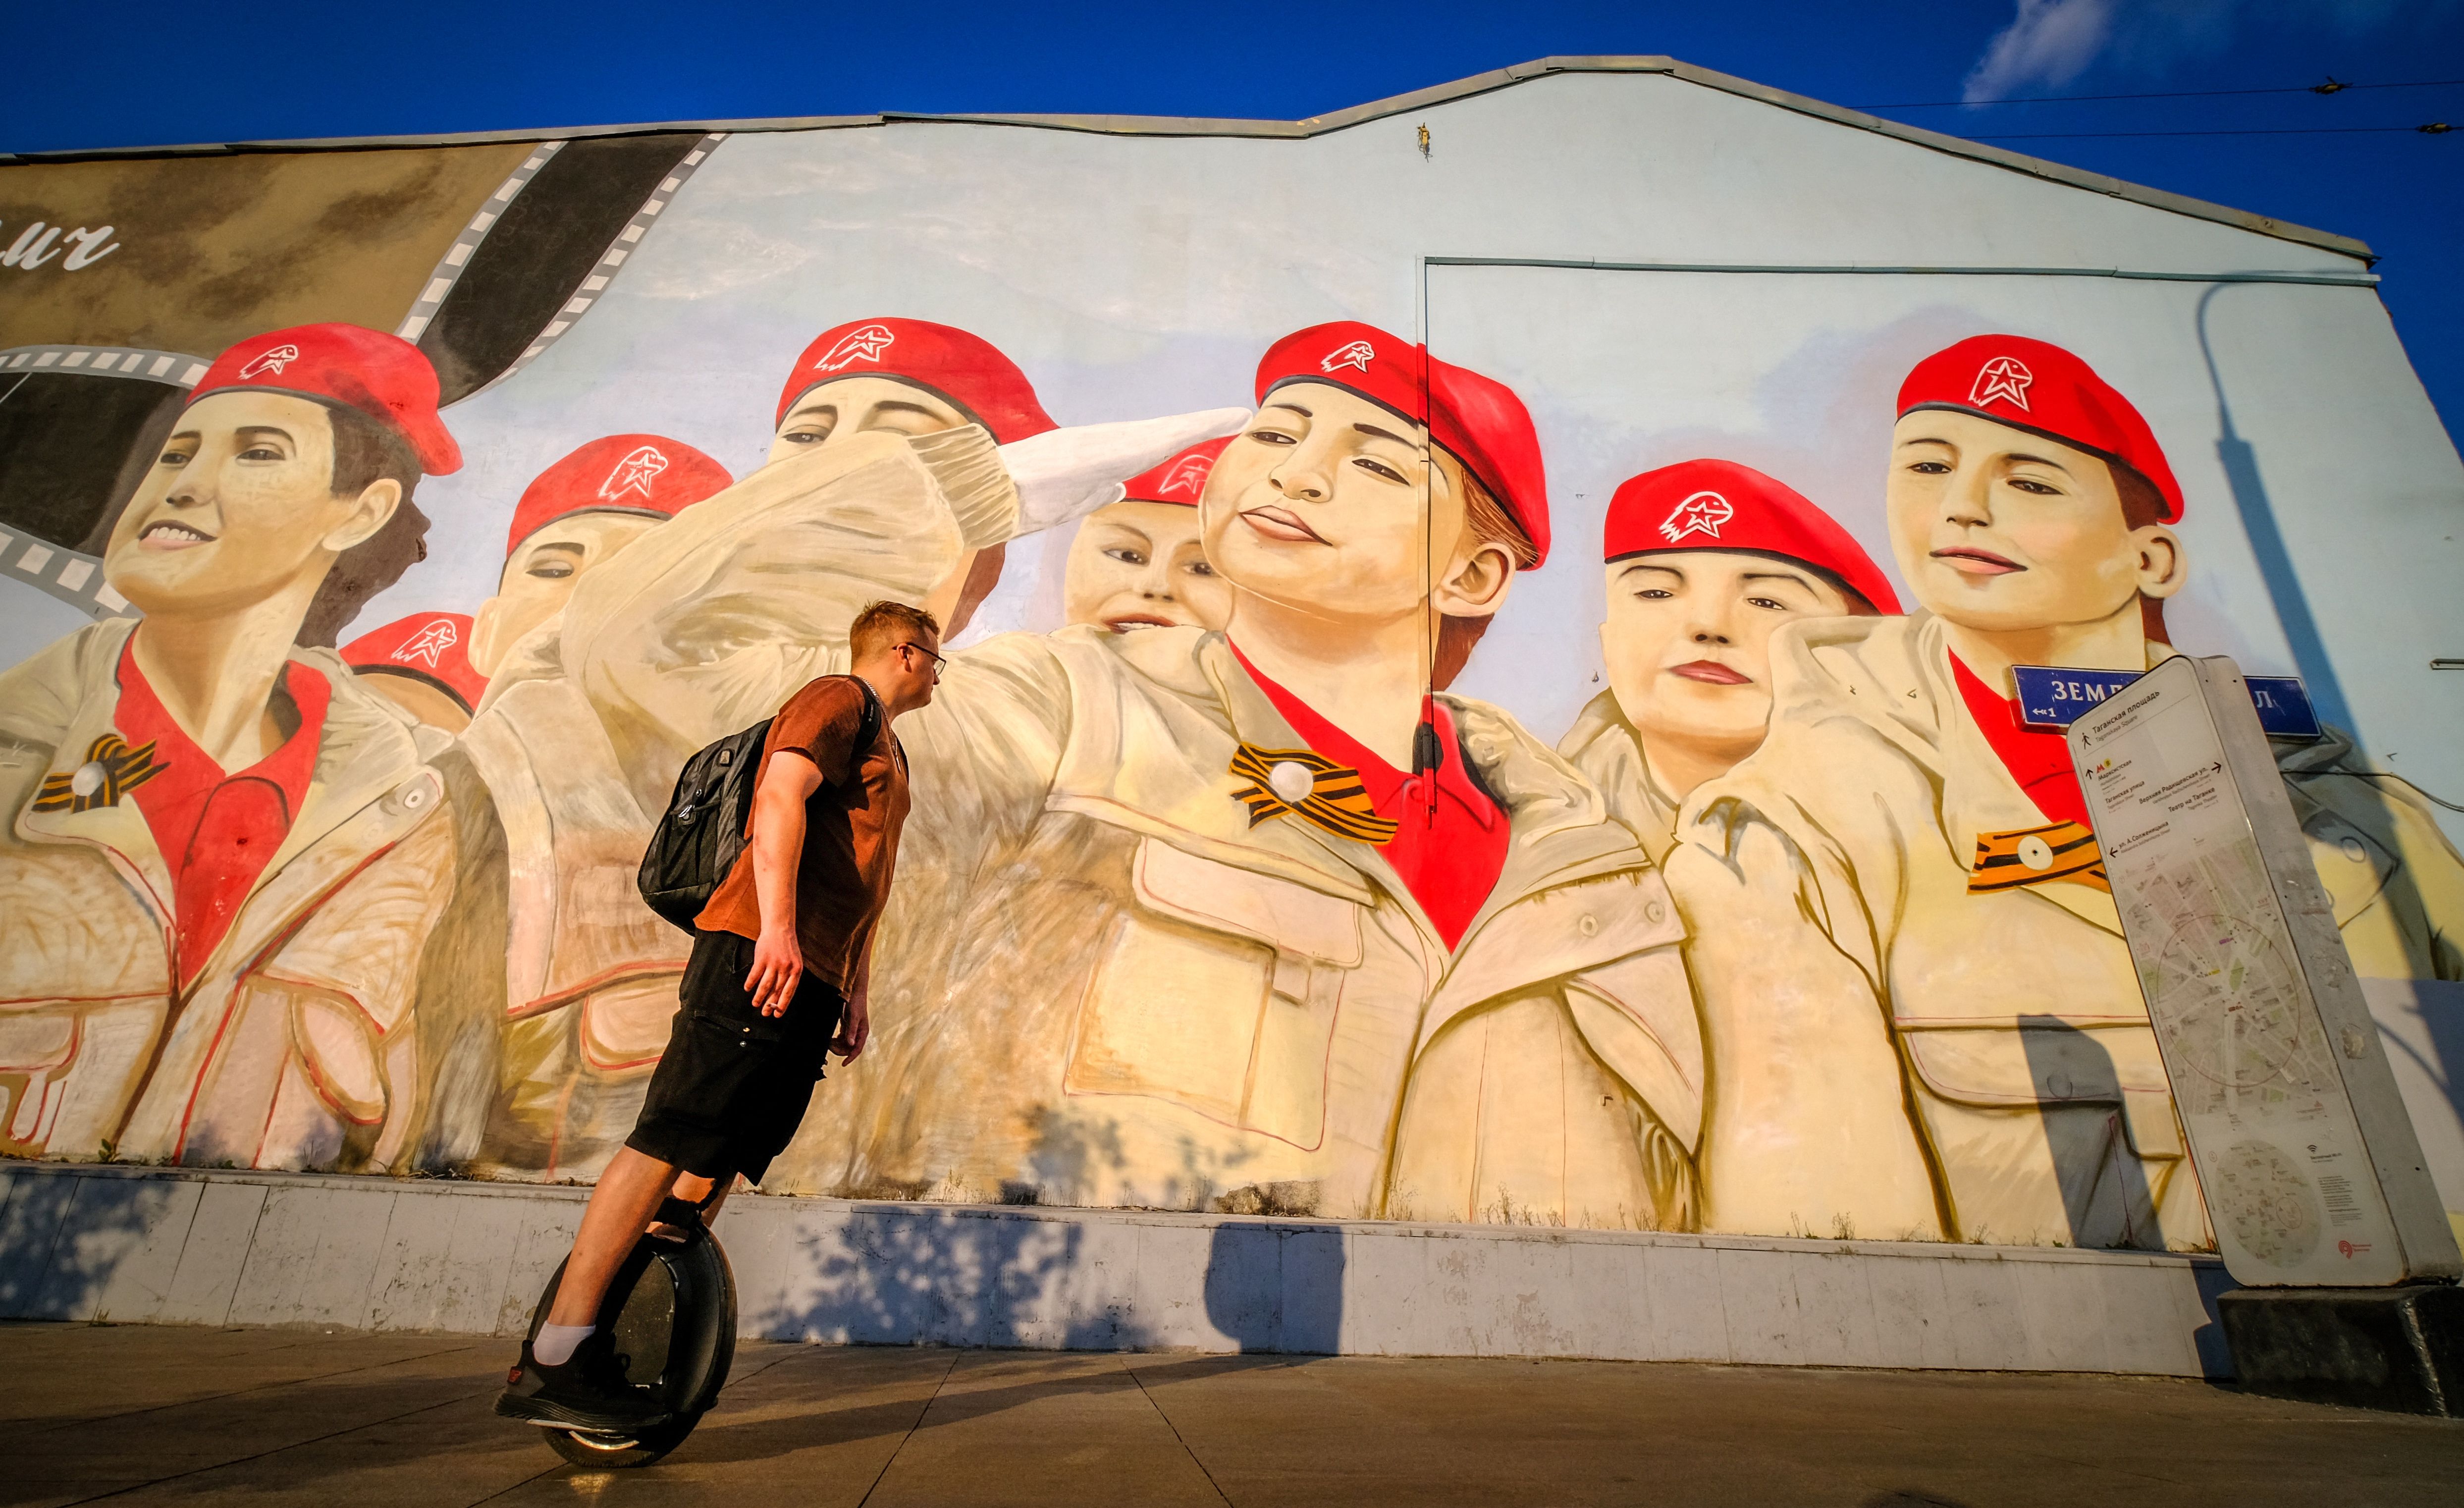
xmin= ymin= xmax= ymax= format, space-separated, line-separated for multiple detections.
xmin=1962 ymin=0 xmax=2455 ymax=104
xmin=1966 ymin=0 xmax=2118 ymax=103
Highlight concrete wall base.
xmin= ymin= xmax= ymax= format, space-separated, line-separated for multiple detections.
xmin=2219 ymin=1284 xmax=2464 ymax=1414
xmin=0 ymin=1162 xmax=2233 ymax=1377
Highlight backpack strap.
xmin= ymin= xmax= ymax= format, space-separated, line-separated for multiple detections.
xmin=845 ymin=676 xmax=885 ymax=786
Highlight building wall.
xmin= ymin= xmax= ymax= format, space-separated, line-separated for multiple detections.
xmin=2 ymin=69 xmax=2459 ymax=1267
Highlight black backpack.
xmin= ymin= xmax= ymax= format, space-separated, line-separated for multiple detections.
xmin=636 ymin=677 xmax=883 ymax=932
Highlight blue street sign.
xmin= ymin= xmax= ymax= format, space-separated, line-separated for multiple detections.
xmin=2014 ymin=664 xmax=2323 ymax=739
xmin=2244 ymin=675 xmax=2323 ymax=739
xmin=2013 ymin=665 xmax=2136 ymax=728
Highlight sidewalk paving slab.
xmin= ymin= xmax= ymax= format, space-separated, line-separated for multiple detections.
xmin=3 ymin=1322 xmax=2457 ymax=1508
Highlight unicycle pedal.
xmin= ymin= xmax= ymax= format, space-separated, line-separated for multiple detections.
xmin=512 ymin=1217 xmax=738 ymax=1468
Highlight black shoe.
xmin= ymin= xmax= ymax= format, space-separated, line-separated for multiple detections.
xmin=495 ymin=1330 xmax=672 ymax=1432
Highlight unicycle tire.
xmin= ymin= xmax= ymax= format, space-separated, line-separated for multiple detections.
xmin=542 ymin=1412 xmax=705 ymax=1469
xmin=523 ymin=1221 xmax=738 ymax=1468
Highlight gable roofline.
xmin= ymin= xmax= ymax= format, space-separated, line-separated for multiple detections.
xmin=0 ymin=55 xmax=2371 ymax=264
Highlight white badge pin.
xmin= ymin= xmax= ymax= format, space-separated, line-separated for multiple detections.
xmin=1268 ymin=760 xmax=1316 ymax=806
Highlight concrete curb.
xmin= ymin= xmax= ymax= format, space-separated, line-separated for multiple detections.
xmin=0 ymin=1161 xmax=2232 ymax=1376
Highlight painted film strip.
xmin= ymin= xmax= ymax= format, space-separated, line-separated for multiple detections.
xmin=0 ymin=343 xmax=209 ymax=619
xmin=471 ymin=132 xmax=729 ymax=397
xmin=392 ymin=141 xmax=568 ymax=346
xmin=0 ymin=522 xmax=130 ymax=618
xmin=0 ymin=345 xmax=208 ymax=387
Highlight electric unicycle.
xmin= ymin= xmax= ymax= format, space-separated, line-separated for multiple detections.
xmin=519 ymin=1206 xmax=739 ymax=1468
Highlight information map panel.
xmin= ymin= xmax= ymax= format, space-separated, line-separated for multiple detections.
xmin=2070 ymin=655 xmax=2455 ymax=1286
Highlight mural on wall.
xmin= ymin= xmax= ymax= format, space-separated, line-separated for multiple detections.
xmin=3 ymin=94 xmax=2462 ymax=1256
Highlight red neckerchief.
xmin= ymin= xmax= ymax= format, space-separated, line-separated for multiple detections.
xmin=1950 ymin=653 xmax=2089 ymax=828
xmin=1231 ymin=642 xmax=1507 ymax=952
xmin=115 ymin=637 xmax=330 ymax=987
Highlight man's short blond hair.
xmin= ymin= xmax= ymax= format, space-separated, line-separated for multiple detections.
xmin=849 ymin=599 xmax=942 ymax=662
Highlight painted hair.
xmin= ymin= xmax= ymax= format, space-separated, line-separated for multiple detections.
xmin=299 ymin=404 xmax=429 ymax=649
xmin=1433 ymin=458 xmax=1534 ymax=690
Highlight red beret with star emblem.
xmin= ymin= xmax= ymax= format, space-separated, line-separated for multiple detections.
xmin=505 ymin=433 xmax=732 ymax=556
xmin=189 ymin=323 xmax=462 ymax=476
xmin=1120 ymin=437 xmax=1231 ymax=508
xmin=1252 ymin=321 xmax=1550 ymax=568
xmin=1897 ymin=334 xmax=2184 ymax=523
xmin=1603 ymin=459 xmax=1901 ymax=615
xmin=774 ymin=318 xmax=1058 ymax=444
xmin=341 ymin=611 xmax=489 ymax=712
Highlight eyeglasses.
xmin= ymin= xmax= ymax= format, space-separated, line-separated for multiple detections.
xmin=898 ymin=642 xmax=948 ymax=681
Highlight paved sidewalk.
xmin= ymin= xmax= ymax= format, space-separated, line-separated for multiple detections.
xmin=4 ymin=1322 xmax=2458 ymax=1507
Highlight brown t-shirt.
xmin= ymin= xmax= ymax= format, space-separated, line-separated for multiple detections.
xmin=694 ymin=676 xmax=910 ymax=991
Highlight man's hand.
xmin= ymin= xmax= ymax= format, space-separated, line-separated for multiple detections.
xmin=745 ymin=925 xmax=804 ymax=1017
xmin=831 ymin=985 xmax=870 ymax=1063
xmin=744 ymin=750 xmax=820 ymax=1017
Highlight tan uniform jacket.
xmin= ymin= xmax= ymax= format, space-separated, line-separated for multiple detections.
xmin=1668 ymin=612 xmax=2207 ymax=1250
xmin=0 ymin=618 xmax=455 ymax=1170
xmin=442 ymin=632 xmax=691 ymax=1180
xmin=2278 ymin=725 xmax=2464 ymax=1237
xmin=547 ymin=432 xmax=1703 ymax=1227
xmin=1559 ymin=690 xmax=1682 ymax=864
xmin=2277 ymin=727 xmax=2464 ymax=985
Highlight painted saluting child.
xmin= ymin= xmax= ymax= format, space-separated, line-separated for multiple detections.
xmin=554 ymin=321 xmax=1704 ymax=1229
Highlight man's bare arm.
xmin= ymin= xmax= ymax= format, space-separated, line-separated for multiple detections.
xmin=745 ymin=752 xmax=823 ymax=1016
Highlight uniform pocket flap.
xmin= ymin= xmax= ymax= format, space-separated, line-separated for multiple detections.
xmin=1565 ymin=947 xmax=1703 ymax=1152
xmin=1901 ymin=1024 xmax=2171 ymax=1113
xmin=1133 ymin=837 xmax=1362 ymax=966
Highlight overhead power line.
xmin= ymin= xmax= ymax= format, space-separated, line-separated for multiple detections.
xmin=1855 ymin=77 xmax=2464 ymax=109
xmin=1968 ymin=124 xmax=2453 ymax=140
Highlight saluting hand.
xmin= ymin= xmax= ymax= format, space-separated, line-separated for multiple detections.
xmin=746 ymin=926 xmax=804 ymax=1017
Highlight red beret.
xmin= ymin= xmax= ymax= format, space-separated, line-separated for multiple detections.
xmin=1121 ymin=437 xmax=1230 ymax=507
xmin=341 ymin=611 xmax=489 ymax=713
xmin=190 ymin=323 xmax=461 ymax=476
xmin=1253 ymin=321 xmax=1550 ymax=568
xmin=775 ymin=318 xmax=1057 ymax=444
xmin=1604 ymin=459 xmax=1901 ymax=615
xmin=1896 ymin=335 xmax=2183 ymax=523
xmin=505 ymin=433 xmax=732 ymax=557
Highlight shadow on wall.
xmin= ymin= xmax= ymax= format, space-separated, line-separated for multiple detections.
xmin=1204 ymin=1218 xmax=1344 ymax=1354
xmin=2195 ymin=281 xmax=2357 ymax=736
xmin=743 ymin=1199 xmax=1346 ymax=1355
xmin=0 ymin=1170 xmax=187 ymax=1321
xmin=2018 ymin=1018 xmax=2155 ymax=1251
xmin=758 ymin=1204 xmax=1145 ymax=1350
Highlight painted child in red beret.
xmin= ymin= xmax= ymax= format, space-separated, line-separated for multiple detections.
xmin=1666 ymin=334 xmax=2209 ymax=1254
xmin=1062 ymin=437 xmax=1234 ymax=635
xmin=467 ymin=434 xmax=733 ymax=679
xmin=769 ymin=317 xmax=1057 ymax=637
xmin=0 ymin=323 xmax=461 ymax=1170
xmin=1560 ymin=458 xmax=1897 ymax=859
xmin=589 ymin=319 xmax=1696 ymax=1232
xmin=342 ymin=610 xmax=490 ymax=732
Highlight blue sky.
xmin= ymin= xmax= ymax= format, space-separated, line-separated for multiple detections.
xmin=4 ymin=1 xmax=2460 ymax=438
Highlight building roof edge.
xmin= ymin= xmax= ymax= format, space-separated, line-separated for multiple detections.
xmin=0 ymin=55 xmax=2372 ymax=263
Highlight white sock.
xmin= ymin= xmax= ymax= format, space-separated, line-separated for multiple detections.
xmin=533 ymin=1322 xmax=594 ymax=1367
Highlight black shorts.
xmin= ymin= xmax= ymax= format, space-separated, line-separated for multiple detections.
xmin=624 ymin=928 xmax=844 ymax=1185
